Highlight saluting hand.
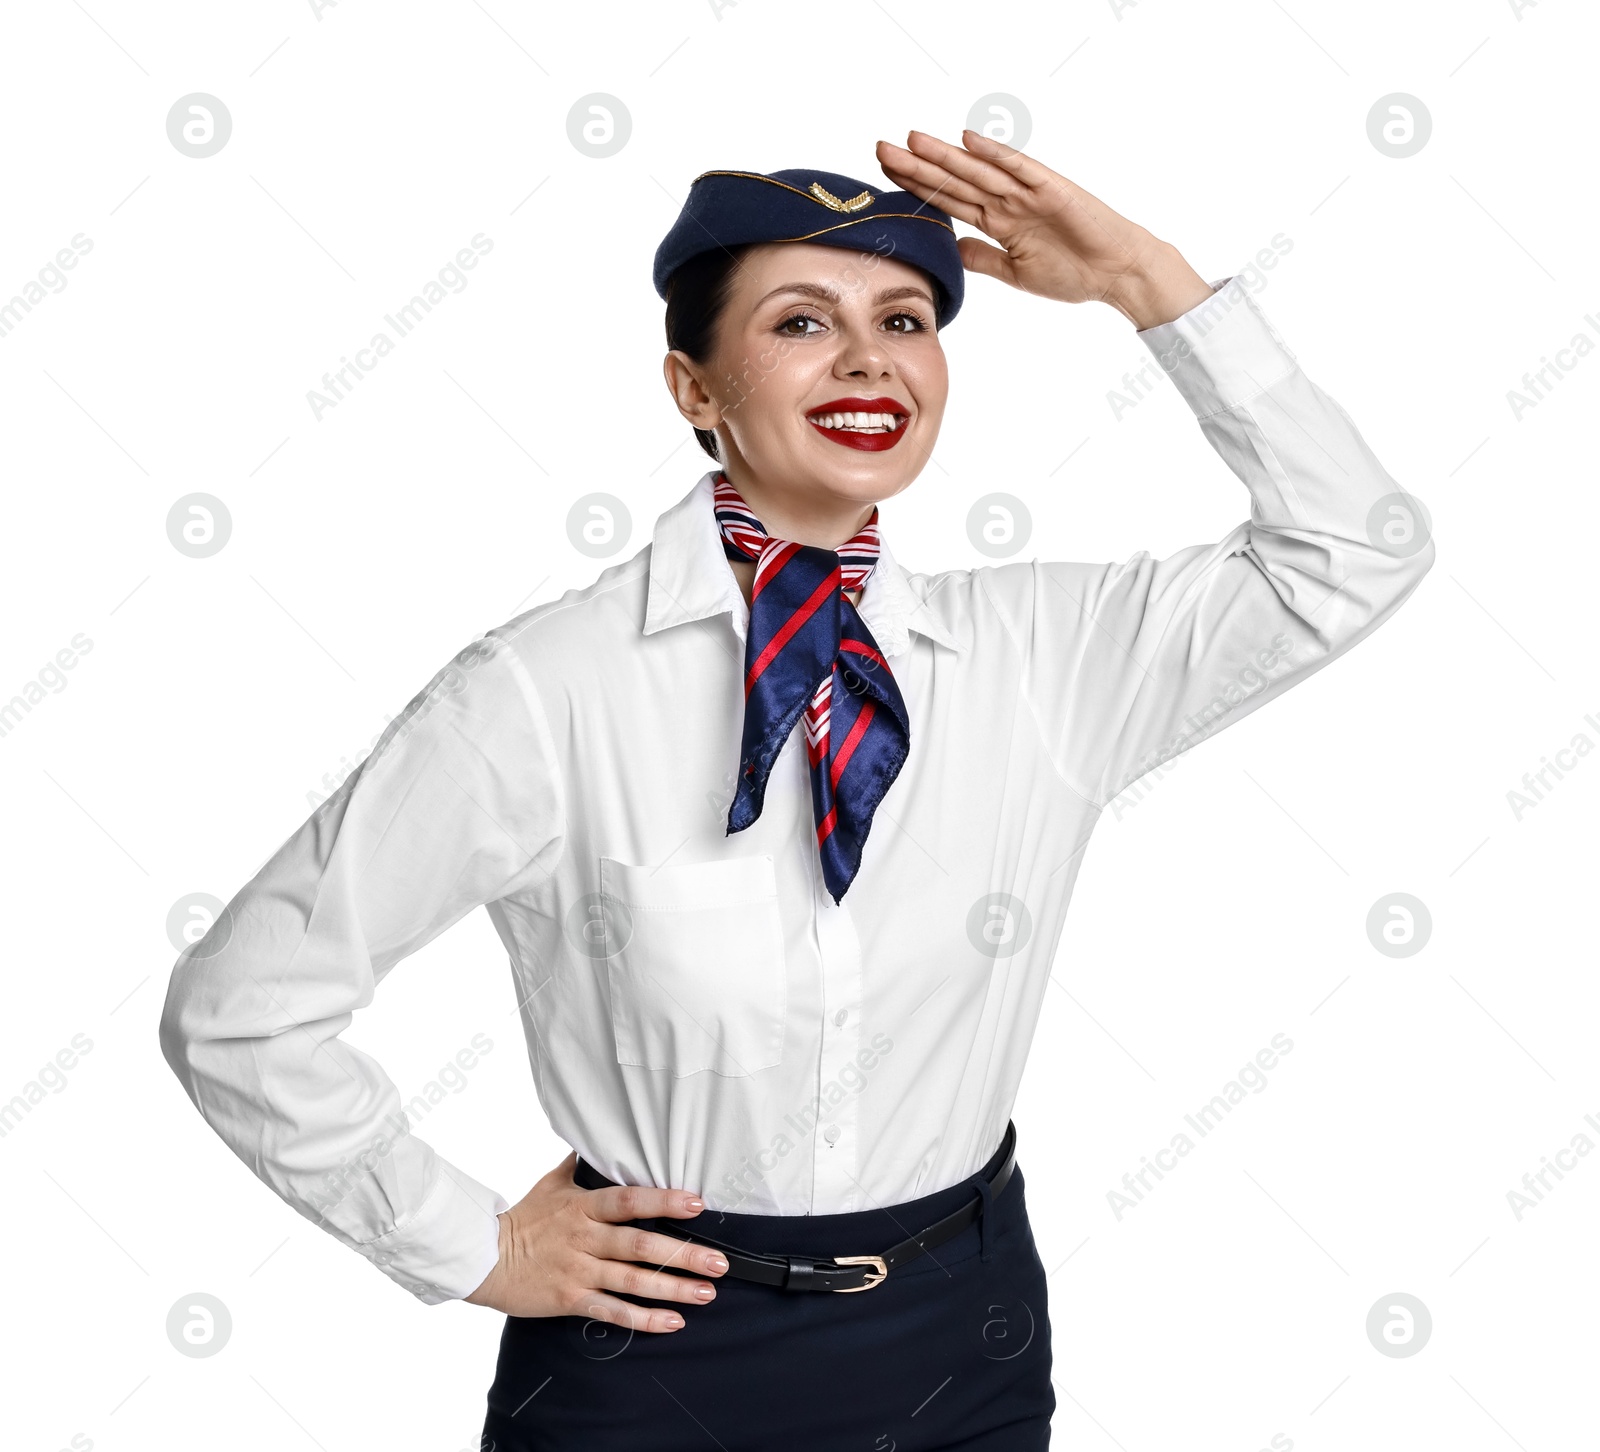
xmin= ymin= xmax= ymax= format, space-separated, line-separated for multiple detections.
xmin=464 ymin=1152 xmax=726 ymax=1331
xmin=876 ymin=129 xmax=1214 ymax=331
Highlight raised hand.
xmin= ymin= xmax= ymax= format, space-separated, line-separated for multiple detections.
xmin=876 ymin=129 xmax=1213 ymax=330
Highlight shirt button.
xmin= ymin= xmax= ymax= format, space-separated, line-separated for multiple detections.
xmin=823 ymin=1124 xmax=840 ymax=1145
xmin=833 ymin=1008 xmax=847 ymax=1027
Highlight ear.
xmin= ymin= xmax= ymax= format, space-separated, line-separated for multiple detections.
xmin=663 ymin=350 xmax=723 ymax=429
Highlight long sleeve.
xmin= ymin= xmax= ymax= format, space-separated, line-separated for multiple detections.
xmin=158 ymin=627 xmax=565 ymax=1303
xmin=978 ymin=275 xmax=1436 ymax=808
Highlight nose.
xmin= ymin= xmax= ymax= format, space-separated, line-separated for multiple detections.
xmin=833 ymin=318 xmax=895 ymax=384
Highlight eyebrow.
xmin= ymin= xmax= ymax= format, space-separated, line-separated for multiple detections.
xmin=755 ymin=281 xmax=936 ymax=310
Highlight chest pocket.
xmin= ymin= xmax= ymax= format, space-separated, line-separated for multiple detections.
xmin=598 ymin=853 xmax=788 ymax=1078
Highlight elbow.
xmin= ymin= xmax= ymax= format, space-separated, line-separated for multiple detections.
xmin=157 ymin=971 xmax=193 ymax=1083
xmin=1411 ymin=530 xmax=1437 ymax=582
xmin=1354 ymin=530 xmax=1435 ymax=648
xmin=1375 ymin=520 xmax=1436 ymax=614
xmin=157 ymin=898 xmax=247 ymax=1080
xmin=1398 ymin=486 xmax=1438 ymax=583
xmin=157 ymin=950 xmax=213 ymax=1091
xmin=1319 ymin=530 xmax=1436 ymax=653
xmin=1393 ymin=528 xmax=1437 ymax=610
xmin=1361 ymin=482 xmax=1437 ymax=606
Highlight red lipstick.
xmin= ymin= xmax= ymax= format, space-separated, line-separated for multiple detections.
xmin=805 ymin=395 xmax=911 ymax=452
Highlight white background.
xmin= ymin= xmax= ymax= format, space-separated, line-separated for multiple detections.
xmin=2 ymin=1 xmax=1594 ymax=1449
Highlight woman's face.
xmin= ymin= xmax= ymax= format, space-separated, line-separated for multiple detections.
xmin=665 ymin=241 xmax=949 ymax=523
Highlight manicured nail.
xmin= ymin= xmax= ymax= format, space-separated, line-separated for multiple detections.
xmin=708 ymin=1255 xmax=728 ymax=1274
xmin=695 ymin=1285 xmax=716 ymax=1300
xmin=684 ymin=1197 xmax=704 ymax=1212
xmin=665 ymin=1314 xmax=684 ymax=1329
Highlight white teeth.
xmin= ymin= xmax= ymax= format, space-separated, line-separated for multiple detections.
xmin=811 ymin=410 xmax=903 ymax=432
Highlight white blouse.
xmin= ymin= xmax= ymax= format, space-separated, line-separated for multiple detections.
xmin=159 ymin=277 xmax=1435 ymax=1304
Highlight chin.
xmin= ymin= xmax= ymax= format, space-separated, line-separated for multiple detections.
xmin=808 ymin=461 xmax=912 ymax=504
xmin=808 ymin=439 xmax=922 ymax=490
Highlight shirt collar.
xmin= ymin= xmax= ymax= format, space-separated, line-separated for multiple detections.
xmin=642 ymin=470 xmax=965 ymax=658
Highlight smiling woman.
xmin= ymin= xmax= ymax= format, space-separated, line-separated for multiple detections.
xmin=158 ymin=130 xmax=1436 ymax=1452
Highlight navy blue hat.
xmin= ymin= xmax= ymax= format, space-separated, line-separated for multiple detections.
xmin=653 ymin=167 xmax=965 ymax=327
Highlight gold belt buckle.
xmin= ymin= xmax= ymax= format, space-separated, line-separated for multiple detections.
xmin=831 ymin=1254 xmax=888 ymax=1292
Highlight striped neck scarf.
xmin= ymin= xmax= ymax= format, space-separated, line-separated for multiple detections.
xmin=712 ymin=471 xmax=910 ymax=903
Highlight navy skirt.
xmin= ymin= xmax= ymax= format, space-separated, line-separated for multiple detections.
xmin=480 ymin=1135 xmax=1054 ymax=1450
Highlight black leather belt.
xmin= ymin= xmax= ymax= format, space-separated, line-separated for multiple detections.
xmin=574 ymin=1122 xmax=1017 ymax=1293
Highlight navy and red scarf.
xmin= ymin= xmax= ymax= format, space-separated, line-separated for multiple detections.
xmin=713 ymin=472 xmax=910 ymax=903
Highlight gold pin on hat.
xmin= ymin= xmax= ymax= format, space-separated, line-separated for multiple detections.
xmin=808 ymin=181 xmax=874 ymax=213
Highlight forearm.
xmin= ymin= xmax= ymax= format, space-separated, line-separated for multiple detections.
xmin=158 ymin=630 xmax=564 ymax=1304
xmin=1012 ymin=278 xmax=1436 ymax=806
xmin=157 ymin=832 xmax=511 ymax=1304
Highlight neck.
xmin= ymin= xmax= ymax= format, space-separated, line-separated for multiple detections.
xmin=717 ymin=464 xmax=876 ymax=551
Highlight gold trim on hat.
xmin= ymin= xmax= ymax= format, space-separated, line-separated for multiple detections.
xmin=688 ymin=169 xmax=953 ymax=234
xmin=773 ymin=214 xmax=957 ymax=244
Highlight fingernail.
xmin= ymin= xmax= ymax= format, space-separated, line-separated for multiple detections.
xmin=684 ymin=1197 xmax=704 ymax=1212
xmin=665 ymin=1314 xmax=684 ymax=1329
xmin=708 ymin=1255 xmax=728 ymax=1274
xmin=695 ymin=1285 xmax=716 ymax=1300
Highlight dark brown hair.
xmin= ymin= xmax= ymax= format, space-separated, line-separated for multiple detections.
xmin=663 ymin=245 xmax=751 ymax=462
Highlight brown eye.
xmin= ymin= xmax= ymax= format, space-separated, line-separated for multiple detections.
xmin=778 ymin=312 xmax=823 ymax=337
xmin=883 ymin=312 xmax=927 ymax=334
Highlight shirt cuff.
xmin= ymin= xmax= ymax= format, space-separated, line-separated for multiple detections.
xmin=353 ymin=1165 xmax=509 ymax=1305
xmin=1136 ymin=274 xmax=1299 ymax=420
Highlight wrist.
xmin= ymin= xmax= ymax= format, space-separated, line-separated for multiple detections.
xmin=464 ymin=1211 xmax=511 ymax=1307
xmin=1108 ymin=241 xmax=1214 ymax=331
